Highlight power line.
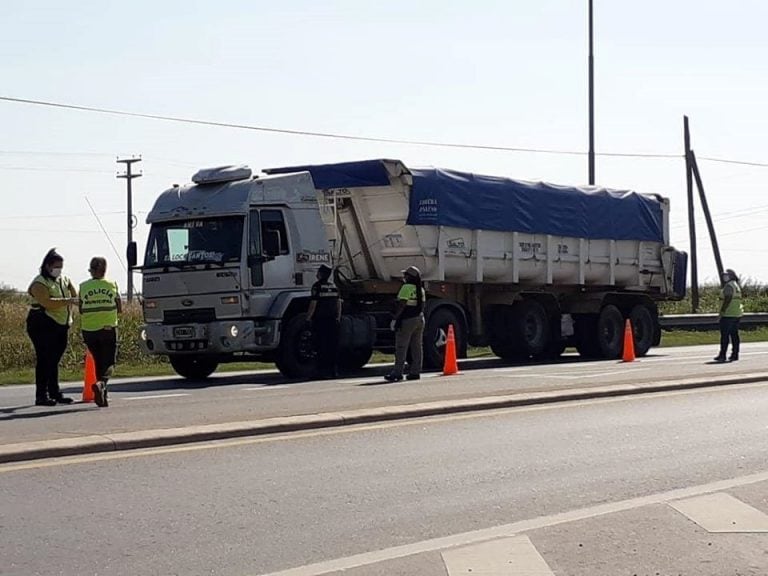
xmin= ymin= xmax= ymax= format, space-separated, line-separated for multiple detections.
xmin=0 ymin=149 xmax=112 ymax=157
xmin=0 ymin=166 xmax=115 ymax=174
xmin=5 ymin=95 xmax=768 ymax=168
xmin=0 ymin=228 xmax=123 ymax=234
xmin=0 ymin=94 xmax=680 ymax=159
xmin=85 ymin=196 xmax=127 ymax=271
xmin=697 ymin=156 xmax=768 ymax=168
xmin=0 ymin=210 xmax=126 ymax=220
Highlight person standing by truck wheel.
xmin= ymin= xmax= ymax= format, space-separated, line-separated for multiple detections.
xmin=79 ymin=257 xmax=122 ymax=407
xmin=26 ymin=248 xmax=79 ymax=406
xmin=714 ymin=268 xmax=743 ymax=363
xmin=305 ymin=264 xmax=342 ymax=379
xmin=385 ymin=266 xmax=426 ymax=382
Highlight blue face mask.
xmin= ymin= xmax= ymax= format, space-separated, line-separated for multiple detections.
xmin=50 ymin=267 xmax=63 ymax=279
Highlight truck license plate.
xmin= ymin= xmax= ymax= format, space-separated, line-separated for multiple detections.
xmin=173 ymin=326 xmax=194 ymax=339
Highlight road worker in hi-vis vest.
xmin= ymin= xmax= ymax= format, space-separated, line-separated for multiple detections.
xmin=79 ymin=256 xmax=122 ymax=407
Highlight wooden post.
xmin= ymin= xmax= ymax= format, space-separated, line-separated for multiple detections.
xmin=684 ymin=116 xmax=699 ymax=312
xmin=690 ymin=151 xmax=725 ymax=283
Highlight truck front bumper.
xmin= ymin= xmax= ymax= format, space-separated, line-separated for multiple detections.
xmin=140 ymin=319 xmax=279 ymax=355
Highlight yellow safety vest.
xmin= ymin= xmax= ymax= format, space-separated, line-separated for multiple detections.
xmin=79 ymin=278 xmax=119 ymax=331
xmin=721 ymin=280 xmax=743 ymax=318
xmin=29 ymin=274 xmax=72 ymax=326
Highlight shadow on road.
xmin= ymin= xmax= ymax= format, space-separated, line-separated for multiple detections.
xmin=53 ymin=352 xmax=672 ymax=395
xmin=0 ymin=406 xmax=91 ymax=421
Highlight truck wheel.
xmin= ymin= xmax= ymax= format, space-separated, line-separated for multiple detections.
xmin=274 ymin=314 xmax=317 ymax=379
xmin=629 ymin=304 xmax=655 ymax=357
xmin=490 ymin=340 xmax=523 ymax=362
xmin=169 ymin=355 xmax=218 ymax=380
xmin=510 ymin=300 xmax=550 ymax=359
xmin=544 ymin=339 xmax=567 ymax=359
xmin=338 ymin=347 xmax=373 ymax=371
xmin=423 ymin=307 xmax=464 ymax=370
xmin=597 ymin=304 xmax=624 ymax=359
xmin=574 ymin=314 xmax=600 ymax=358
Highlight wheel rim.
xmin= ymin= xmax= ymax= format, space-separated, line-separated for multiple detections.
xmin=523 ymin=314 xmax=541 ymax=343
xmin=434 ymin=327 xmax=447 ymax=349
xmin=297 ymin=328 xmax=315 ymax=364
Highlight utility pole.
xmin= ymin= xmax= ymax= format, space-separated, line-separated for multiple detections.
xmin=683 ymin=117 xmax=698 ymax=312
xmin=117 ymin=156 xmax=142 ymax=303
xmin=588 ymin=0 xmax=595 ymax=185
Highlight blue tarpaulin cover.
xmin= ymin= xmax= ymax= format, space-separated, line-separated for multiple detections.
xmin=264 ymin=160 xmax=393 ymax=189
xmin=265 ymin=160 xmax=664 ymax=242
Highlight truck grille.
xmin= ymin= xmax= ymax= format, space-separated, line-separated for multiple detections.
xmin=164 ymin=308 xmax=216 ymax=325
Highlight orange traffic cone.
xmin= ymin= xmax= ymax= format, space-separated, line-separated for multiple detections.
xmin=82 ymin=350 xmax=97 ymax=402
xmin=443 ymin=324 xmax=459 ymax=376
xmin=622 ymin=319 xmax=636 ymax=363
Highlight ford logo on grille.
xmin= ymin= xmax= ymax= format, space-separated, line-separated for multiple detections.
xmin=181 ymin=299 xmax=194 ymax=307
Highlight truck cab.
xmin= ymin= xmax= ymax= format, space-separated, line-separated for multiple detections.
xmin=139 ymin=165 xmax=342 ymax=379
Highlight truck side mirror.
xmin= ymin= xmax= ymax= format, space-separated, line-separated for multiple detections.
xmin=127 ymin=241 xmax=138 ymax=269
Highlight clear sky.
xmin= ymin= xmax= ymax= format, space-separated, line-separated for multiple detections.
xmin=2 ymin=0 xmax=767 ymax=292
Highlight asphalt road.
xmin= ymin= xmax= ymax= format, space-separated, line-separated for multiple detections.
xmin=2 ymin=343 xmax=768 ymax=447
xmin=3 ymin=380 xmax=768 ymax=575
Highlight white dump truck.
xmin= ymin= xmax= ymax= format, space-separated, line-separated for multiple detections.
xmin=134 ymin=159 xmax=687 ymax=379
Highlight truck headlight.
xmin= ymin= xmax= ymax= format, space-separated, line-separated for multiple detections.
xmin=229 ymin=325 xmax=239 ymax=338
xmin=140 ymin=329 xmax=147 ymax=341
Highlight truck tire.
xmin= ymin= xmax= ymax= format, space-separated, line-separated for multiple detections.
xmin=510 ymin=300 xmax=550 ymax=359
xmin=544 ymin=339 xmax=567 ymax=359
xmin=274 ymin=314 xmax=317 ymax=379
xmin=423 ymin=307 xmax=463 ymax=370
xmin=629 ymin=304 xmax=655 ymax=357
xmin=169 ymin=355 xmax=218 ymax=380
xmin=574 ymin=314 xmax=600 ymax=358
xmin=597 ymin=304 xmax=624 ymax=359
xmin=489 ymin=339 xmax=521 ymax=362
xmin=338 ymin=347 xmax=373 ymax=371
xmin=488 ymin=306 xmax=518 ymax=361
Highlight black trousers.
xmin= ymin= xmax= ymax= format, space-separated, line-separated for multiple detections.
xmin=26 ymin=310 xmax=69 ymax=402
xmin=312 ymin=316 xmax=339 ymax=376
xmin=83 ymin=329 xmax=117 ymax=384
xmin=719 ymin=317 xmax=740 ymax=358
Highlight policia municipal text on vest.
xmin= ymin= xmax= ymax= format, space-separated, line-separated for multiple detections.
xmin=79 ymin=257 xmax=122 ymax=407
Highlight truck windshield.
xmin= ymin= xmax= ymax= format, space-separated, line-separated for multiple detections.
xmin=144 ymin=217 xmax=244 ymax=266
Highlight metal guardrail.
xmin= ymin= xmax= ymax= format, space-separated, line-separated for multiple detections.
xmin=660 ymin=313 xmax=768 ymax=331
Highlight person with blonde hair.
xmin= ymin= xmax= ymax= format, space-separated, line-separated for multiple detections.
xmin=79 ymin=256 xmax=122 ymax=407
xmin=27 ymin=248 xmax=79 ymax=406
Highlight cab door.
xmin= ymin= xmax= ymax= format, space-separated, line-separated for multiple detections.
xmin=247 ymin=208 xmax=295 ymax=314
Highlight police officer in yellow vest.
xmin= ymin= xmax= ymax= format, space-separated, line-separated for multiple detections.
xmin=714 ymin=268 xmax=743 ymax=363
xmin=385 ymin=266 xmax=426 ymax=382
xmin=79 ymin=257 xmax=122 ymax=407
xmin=27 ymin=248 xmax=79 ymax=406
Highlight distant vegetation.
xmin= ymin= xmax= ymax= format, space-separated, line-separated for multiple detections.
xmin=0 ymin=289 xmax=165 ymax=381
xmin=659 ymin=280 xmax=768 ymax=315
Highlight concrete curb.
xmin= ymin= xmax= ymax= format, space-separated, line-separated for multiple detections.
xmin=2 ymin=372 xmax=767 ymax=464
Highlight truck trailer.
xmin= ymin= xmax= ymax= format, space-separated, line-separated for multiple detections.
xmin=136 ymin=159 xmax=687 ymax=379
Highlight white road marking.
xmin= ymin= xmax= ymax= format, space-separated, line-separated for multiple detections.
xmin=669 ymin=492 xmax=768 ymax=532
xmin=121 ymin=393 xmax=190 ymax=401
xmin=256 ymin=470 xmax=768 ymax=576
xmin=541 ymin=368 xmax=650 ymax=379
xmin=442 ymin=536 xmax=554 ymax=575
